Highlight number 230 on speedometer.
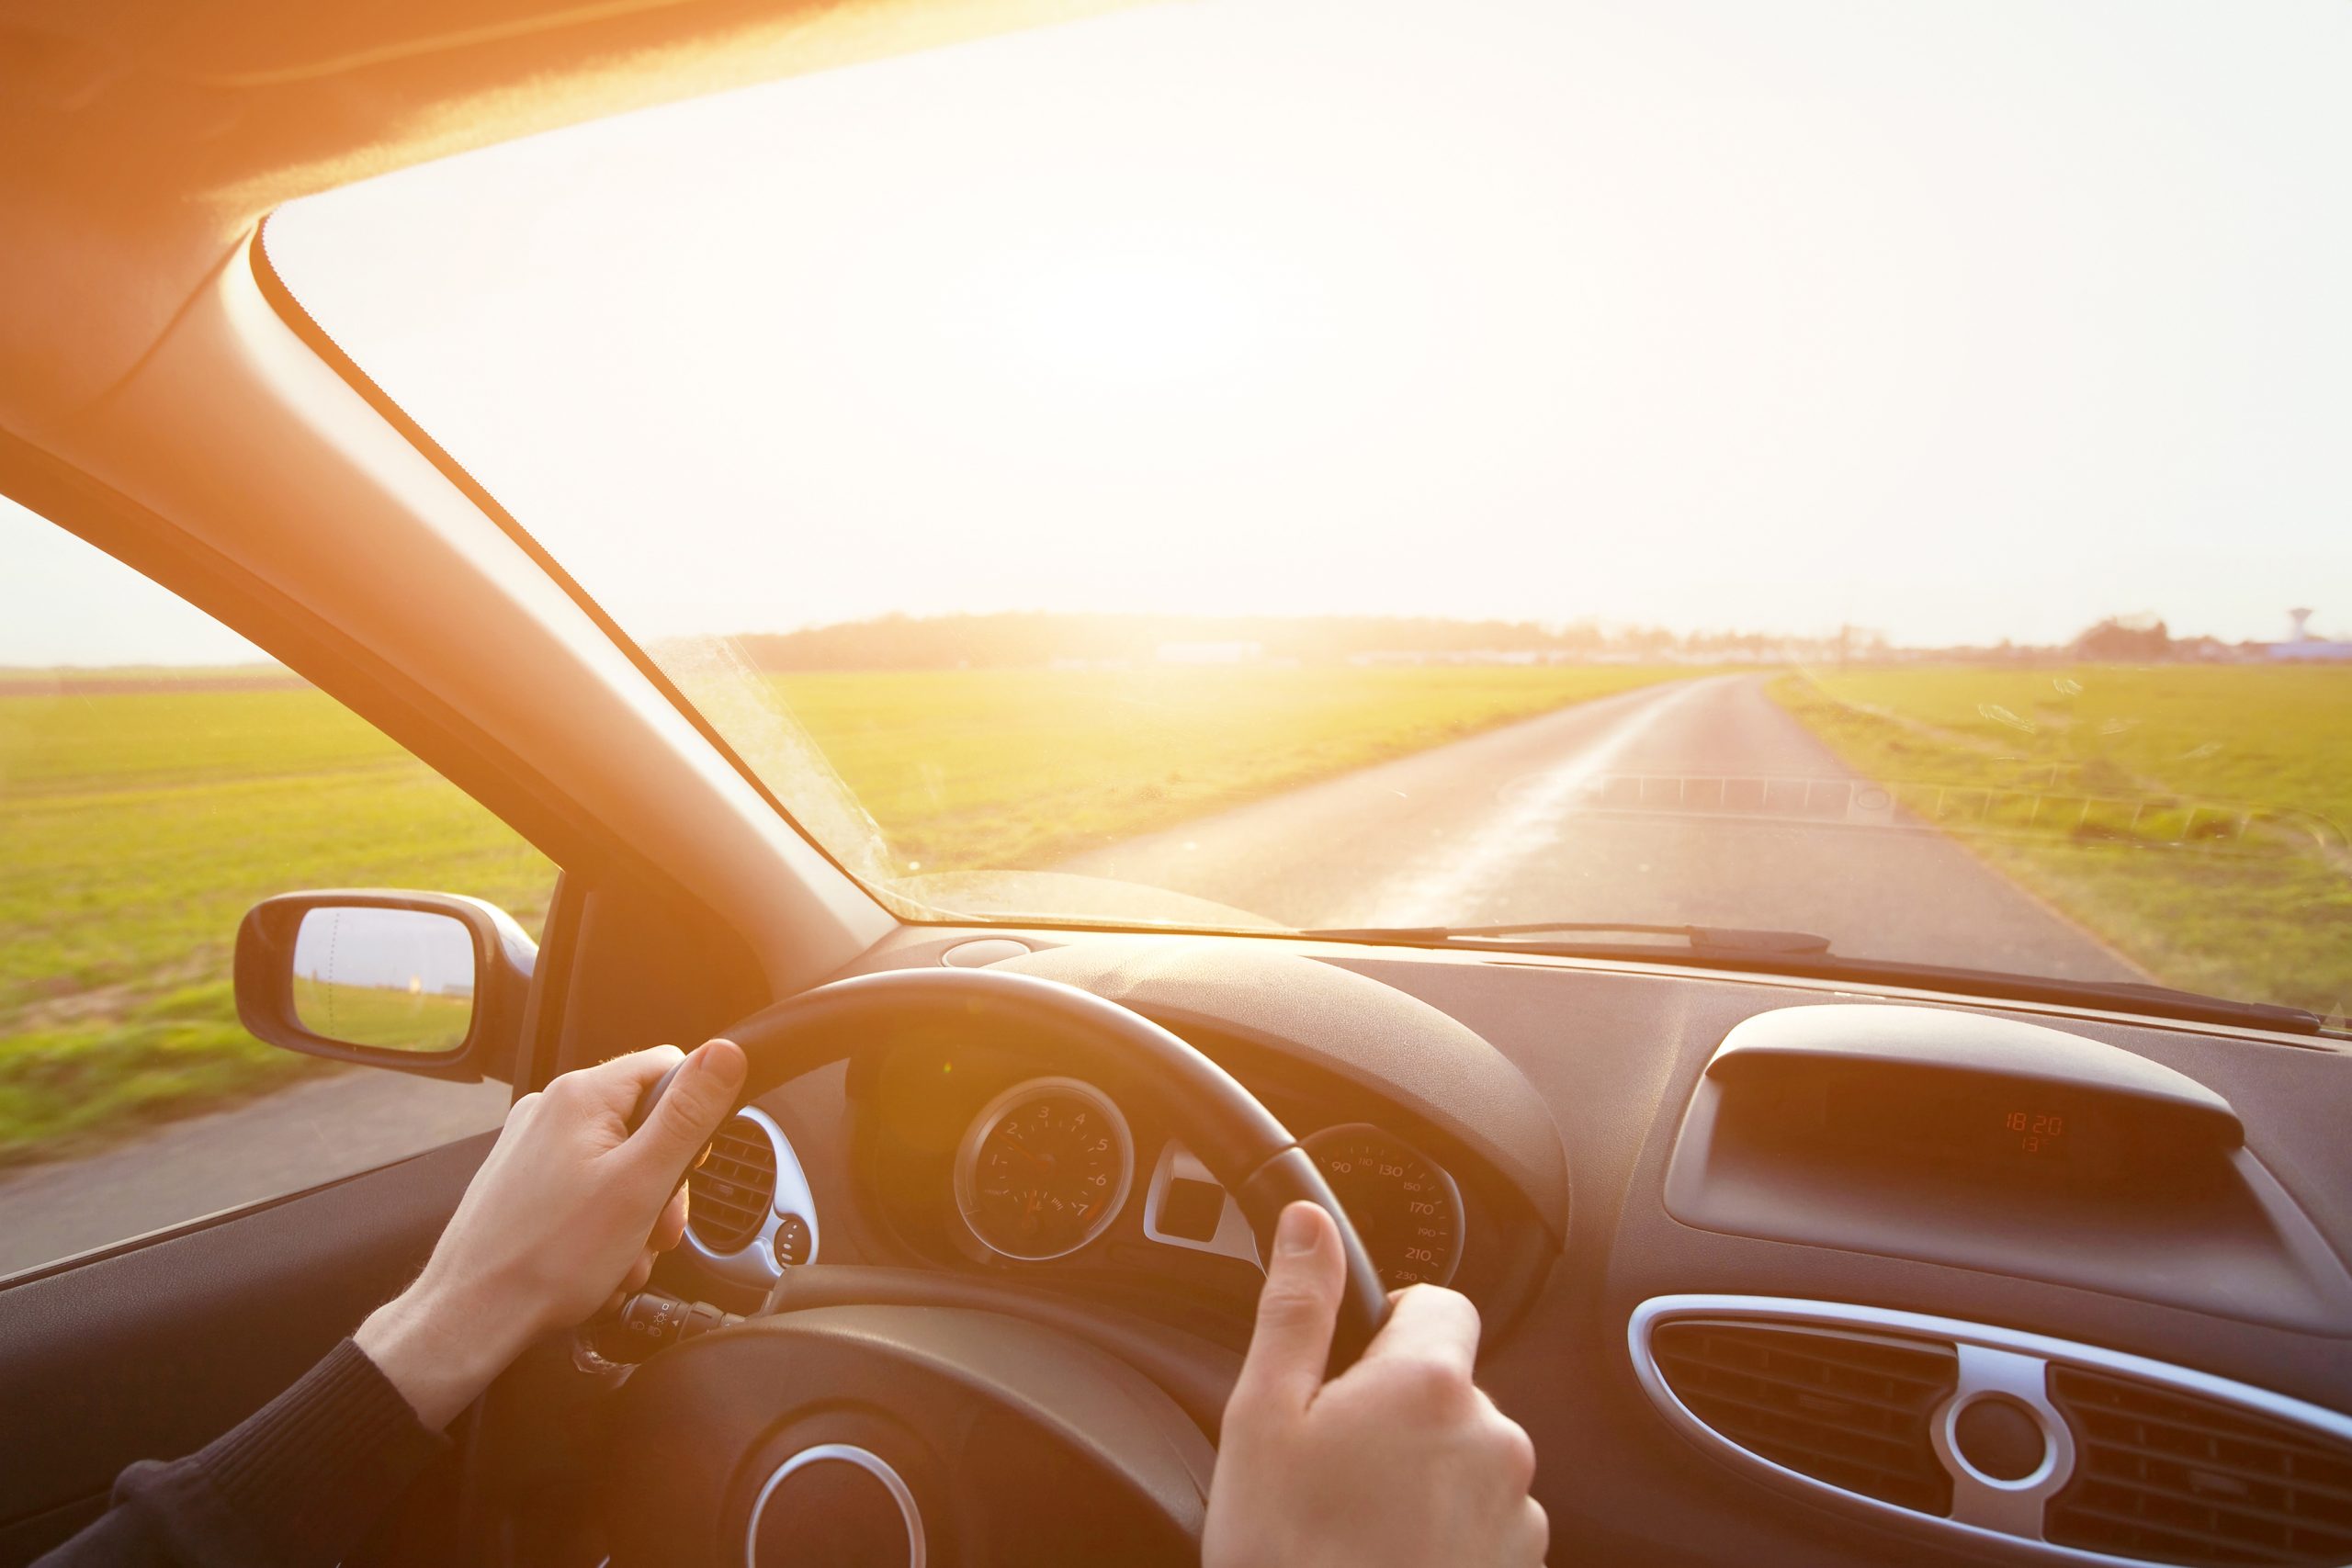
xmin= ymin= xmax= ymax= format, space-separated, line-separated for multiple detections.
xmin=1303 ymin=1124 xmax=1464 ymax=1289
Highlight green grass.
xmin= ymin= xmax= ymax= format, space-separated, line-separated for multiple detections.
xmin=769 ymin=665 xmax=1690 ymax=874
xmin=289 ymin=976 xmax=473 ymax=1054
xmin=1 ymin=682 xmax=560 ymax=1166
xmin=2 ymin=662 xmax=1692 ymax=1163
xmin=1772 ymin=664 xmax=2352 ymax=1020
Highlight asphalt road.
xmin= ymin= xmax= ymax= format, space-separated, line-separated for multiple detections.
xmin=0 ymin=1072 xmax=511 ymax=1276
xmin=3 ymin=671 xmax=2135 ymax=1276
xmin=1068 ymin=672 xmax=2140 ymax=982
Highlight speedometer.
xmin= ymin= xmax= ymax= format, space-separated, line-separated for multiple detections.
xmin=1303 ymin=1123 xmax=1464 ymax=1290
xmin=953 ymin=1077 xmax=1135 ymax=1261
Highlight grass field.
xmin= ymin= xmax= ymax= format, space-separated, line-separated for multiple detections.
xmin=289 ymin=976 xmax=474 ymax=1054
xmin=0 ymin=681 xmax=560 ymax=1166
xmin=1772 ymin=664 xmax=2352 ymax=1018
xmin=1 ymin=662 xmax=1690 ymax=1164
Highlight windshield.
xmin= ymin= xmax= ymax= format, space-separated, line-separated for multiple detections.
xmin=264 ymin=0 xmax=2350 ymax=1026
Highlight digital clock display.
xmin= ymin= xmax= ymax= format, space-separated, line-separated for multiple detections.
xmin=1812 ymin=1074 xmax=2122 ymax=1181
xmin=2004 ymin=1109 xmax=2066 ymax=1155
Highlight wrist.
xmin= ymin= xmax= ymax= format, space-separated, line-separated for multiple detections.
xmin=356 ymin=1278 xmax=535 ymax=1431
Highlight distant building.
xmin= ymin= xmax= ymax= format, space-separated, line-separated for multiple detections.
xmin=2170 ymin=635 xmax=2249 ymax=663
xmin=2267 ymin=607 xmax=2352 ymax=662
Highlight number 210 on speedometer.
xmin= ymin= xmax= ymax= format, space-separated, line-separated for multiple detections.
xmin=1303 ymin=1124 xmax=1464 ymax=1289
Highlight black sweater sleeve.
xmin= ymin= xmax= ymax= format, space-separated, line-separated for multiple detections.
xmin=36 ymin=1338 xmax=451 ymax=1568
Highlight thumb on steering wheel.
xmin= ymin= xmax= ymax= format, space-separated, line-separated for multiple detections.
xmin=624 ymin=1038 xmax=746 ymax=1187
xmin=1231 ymin=1201 xmax=1345 ymax=1416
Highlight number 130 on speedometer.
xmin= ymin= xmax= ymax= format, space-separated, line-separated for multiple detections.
xmin=1302 ymin=1123 xmax=1464 ymax=1289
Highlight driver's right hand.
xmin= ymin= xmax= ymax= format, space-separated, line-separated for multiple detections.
xmin=1204 ymin=1201 xmax=1547 ymax=1568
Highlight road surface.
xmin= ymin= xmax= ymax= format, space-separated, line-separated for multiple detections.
xmin=0 ymin=1071 xmax=510 ymax=1276
xmin=1066 ymin=673 xmax=2139 ymax=982
xmin=3 ymin=672 xmax=2133 ymax=1275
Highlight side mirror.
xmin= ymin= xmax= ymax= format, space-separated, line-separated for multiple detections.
xmin=235 ymin=890 xmax=537 ymax=1080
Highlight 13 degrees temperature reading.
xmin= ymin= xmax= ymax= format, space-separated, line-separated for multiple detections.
xmin=2005 ymin=1108 xmax=2066 ymax=1155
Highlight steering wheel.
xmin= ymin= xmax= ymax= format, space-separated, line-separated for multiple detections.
xmin=603 ymin=965 xmax=1391 ymax=1568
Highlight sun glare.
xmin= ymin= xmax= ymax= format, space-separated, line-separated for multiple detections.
xmin=958 ymin=231 xmax=1277 ymax=394
xmin=259 ymin=0 xmax=2352 ymax=649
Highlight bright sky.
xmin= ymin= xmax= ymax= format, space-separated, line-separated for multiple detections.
xmin=9 ymin=0 xmax=2352 ymax=663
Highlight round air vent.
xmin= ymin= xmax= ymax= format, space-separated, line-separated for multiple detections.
xmin=687 ymin=1114 xmax=778 ymax=1255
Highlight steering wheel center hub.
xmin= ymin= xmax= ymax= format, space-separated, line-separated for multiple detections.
xmin=747 ymin=1444 xmax=922 ymax=1568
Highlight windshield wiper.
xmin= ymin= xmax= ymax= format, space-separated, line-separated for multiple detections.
xmin=1959 ymin=976 xmax=2327 ymax=1035
xmin=1296 ymin=921 xmax=1835 ymax=956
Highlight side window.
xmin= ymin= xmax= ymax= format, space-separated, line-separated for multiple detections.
xmin=0 ymin=499 xmax=557 ymax=1276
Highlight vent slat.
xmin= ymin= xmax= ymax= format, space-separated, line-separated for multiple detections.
xmin=1661 ymin=1331 xmax=1958 ymax=1393
xmin=2070 ymin=1417 xmax=2352 ymax=1486
xmin=2051 ymin=1500 xmax=2300 ymax=1566
xmin=686 ymin=1116 xmax=776 ymax=1254
xmin=1656 ymin=1349 xmax=1951 ymax=1422
xmin=2050 ymin=1366 xmax=2352 ymax=1568
xmin=1675 ymin=1392 xmax=1939 ymax=1481
xmin=1666 ymin=1380 xmax=1937 ymax=1455
xmin=1652 ymin=1321 xmax=1956 ymax=1517
xmin=2066 ymin=1470 xmax=2352 ymax=1537
xmin=2070 ymin=1390 xmax=2352 ymax=1450
xmin=2072 ymin=1437 xmax=2352 ymax=1509
xmin=2055 ymin=1510 xmax=2270 ymax=1560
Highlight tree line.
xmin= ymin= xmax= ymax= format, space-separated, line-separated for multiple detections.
xmin=732 ymin=612 xmax=1803 ymax=671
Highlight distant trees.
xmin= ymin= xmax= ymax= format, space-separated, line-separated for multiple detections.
xmin=722 ymin=609 xmax=2251 ymax=671
xmin=733 ymin=612 xmax=1794 ymax=671
xmin=2073 ymin=615 xmax=2172 ymax=660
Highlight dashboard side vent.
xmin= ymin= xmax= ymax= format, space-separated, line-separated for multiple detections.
xmin=685 ymin=1115 xmax=776 ymax=1255
xmin=2048 ymin=1366 xmax=2352 ymax=1568
xmin=1651 ymin=1319 xmax=1957 ymax=1515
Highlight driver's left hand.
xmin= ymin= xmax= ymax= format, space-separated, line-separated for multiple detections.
xmin=355 ymin=1038 xmax=747 ymax=1427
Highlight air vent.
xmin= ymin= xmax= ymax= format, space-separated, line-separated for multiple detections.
xmin=2048 ymin=1366 xmax=2352 ymax=1568
xmin=686 ymin=1115 xmax=776 ymax=1255
xmin=1651 ymin=1319 xmax=1958 ymax=1514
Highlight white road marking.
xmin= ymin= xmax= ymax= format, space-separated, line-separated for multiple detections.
xmin=1354 ymin=677 xmax=1724 ymax=926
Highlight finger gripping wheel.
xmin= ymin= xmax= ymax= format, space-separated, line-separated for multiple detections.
xmin=629 ymin=1058 xmax=687 ymax=1135
xmin=627 ymin=966 xmax=1392 ymax=1368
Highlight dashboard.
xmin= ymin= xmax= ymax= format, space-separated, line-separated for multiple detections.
xmin=659 ymin=929 xmax=2352 ymax=1568
xmin=941 ymin=1070 xmax=1462 ymax=1290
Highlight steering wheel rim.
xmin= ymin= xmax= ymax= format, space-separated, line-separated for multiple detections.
xmin=632 ymin=964 xmax=1392 ymax=1368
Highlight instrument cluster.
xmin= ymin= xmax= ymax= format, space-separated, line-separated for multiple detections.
xmin=942 ymin=1073 xmax=1466 ymax=1289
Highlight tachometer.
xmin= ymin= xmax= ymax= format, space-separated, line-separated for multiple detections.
xmin=953 ymin=1077 xmax=1135 ymax=1261
xmin=1303 ymin=1123 xmax=1464 ymax=1290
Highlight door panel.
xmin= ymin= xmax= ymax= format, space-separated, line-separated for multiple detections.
xmin=0 ymin=1132 xmax=494 ymax=1564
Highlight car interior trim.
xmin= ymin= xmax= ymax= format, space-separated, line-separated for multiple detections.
xmin=1660 ymin=1005 xmax=2352 ymax=1334
xmin=743 ymin=1443 xmax=924 ymax=1568
xmin=245 ymin=227 xmax=929 ymax=934
xmin=1139 ymin=1140 xmax=1261 ymax=1269
xmin=682 ymin=1106 xmax=822 ymax=1289
xmin=134 ymin=236 xmax=892 ymax=996
xmin=1628 ymin=1293 xmax=2352 ymax=1567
